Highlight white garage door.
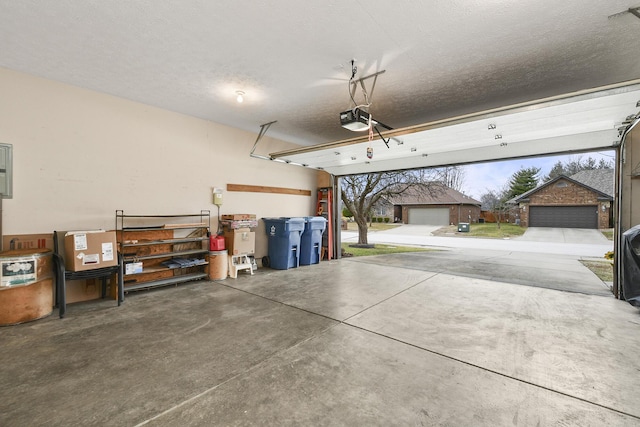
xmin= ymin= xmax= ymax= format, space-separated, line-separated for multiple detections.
xmin=407 ymin=208 xmax=449 ymax=225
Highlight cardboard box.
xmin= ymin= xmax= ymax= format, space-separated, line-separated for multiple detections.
xmin=2 ymin=233 xmax=53 ymax=251
xmin=64 ymin=231 xmax=118 ymax=272
xmin=224 ymin=230 xmax=255 ymax=255
xmin=220 ymin=219 xmax=259 ymax=230
xmin=221 ymin=214 xmax=257 ymax=221
xmin=65 ymin=278 xmax=101 ymax=303
xmin=125 ymin=262 xmax=143 ymax=275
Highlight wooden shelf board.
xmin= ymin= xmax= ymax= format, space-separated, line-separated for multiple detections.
xmin=122 ymin=237 xmax=207 ymax=247
xmin=123 ymin=248 xmax=208 ymax=262
xmin=227 ymin=183 xmax=311 ymax=196
xmin=124 ymin=263 xmax=209 ymax=276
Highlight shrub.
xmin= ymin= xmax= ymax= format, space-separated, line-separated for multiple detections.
xmin=384 ymin=217 xmax=390 ymax=223
xmin=604 ymin=251 xmax=614 ymax=260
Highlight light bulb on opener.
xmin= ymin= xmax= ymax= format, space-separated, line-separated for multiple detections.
xmin=236 ymin=91 xmax=245 ymax=103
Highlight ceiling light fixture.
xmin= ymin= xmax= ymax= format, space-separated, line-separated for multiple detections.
xmin=236 ymin=91 xmax=245 ymax=103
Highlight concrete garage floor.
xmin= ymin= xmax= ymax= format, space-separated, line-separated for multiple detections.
xmin=1 ymin=257 xmax=640 ymax=426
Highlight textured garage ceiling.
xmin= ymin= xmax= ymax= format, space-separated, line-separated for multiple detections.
xmin=1 ymin=1 xmax=639 ymax=164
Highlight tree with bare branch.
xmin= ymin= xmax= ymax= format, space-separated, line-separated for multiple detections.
xmin=341 ymin=168 xmax=458 ymax=245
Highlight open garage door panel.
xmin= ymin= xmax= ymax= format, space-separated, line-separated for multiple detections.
xmin=408 ymin=208 xmax=449 ymax=225
xmin=271 ymin=82 xmax=640 ymax=176
xmin=529 ymin=206 xmax=598 ymax=228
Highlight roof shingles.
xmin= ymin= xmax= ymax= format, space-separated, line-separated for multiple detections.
xmin=386 ymin=184 xmax=481 ymax=206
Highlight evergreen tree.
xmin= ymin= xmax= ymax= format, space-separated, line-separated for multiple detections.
xmin=545 ymin=161 xmax=565 ymax=181
xmin=505 ymin=167 xmax=540 ymax=200
xmin=543 ymin=156 xmax=613 ymax=182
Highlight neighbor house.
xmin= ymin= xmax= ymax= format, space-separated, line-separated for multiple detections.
xmin=510 ymin=169 xmax=614 ymax=229
xmin=377 ymin=183 xmax=482 ymax=225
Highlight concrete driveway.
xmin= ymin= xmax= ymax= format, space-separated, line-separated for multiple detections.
xmin=342 ymin=225 xmax=614 ymax=296
xmin=349 ymin=248 xmax=612 ymax=296
xmin=516 ymin=227 xmax=610 ymax=244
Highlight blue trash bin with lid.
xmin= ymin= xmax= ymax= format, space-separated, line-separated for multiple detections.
xmin=262 ymin=217 xmax=305 ymax=270
xmin=300 ymin=216 xmax=327 ymax=266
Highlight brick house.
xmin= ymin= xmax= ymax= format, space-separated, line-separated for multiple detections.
xmin=510 ymin=169 xmax=613 ymax=229
xmin=376 ymin=183 xmax=482 ymax=225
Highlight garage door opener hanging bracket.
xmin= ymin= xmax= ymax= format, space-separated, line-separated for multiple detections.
xmin=249 ymin=120 xmax=277 ymax=160
xmin=249 ymin=121 xmax=310 ymax=168
xmin=347 ymin=61 xmax=400 ymax=150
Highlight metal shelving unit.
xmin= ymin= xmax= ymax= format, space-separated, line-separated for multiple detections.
xmin=115 ymin=210 xmax=210 ymax=294
xmin=316 ymin=188 xmax=333 ymax=260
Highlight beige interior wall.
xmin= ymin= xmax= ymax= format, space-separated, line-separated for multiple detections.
xmin=0 ymin=67 xmax=317 ymax=258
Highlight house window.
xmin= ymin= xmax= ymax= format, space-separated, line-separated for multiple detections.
xmin=555 ymin=181 xmax=568 ymax=188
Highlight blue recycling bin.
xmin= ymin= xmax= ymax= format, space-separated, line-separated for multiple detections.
xmin=262 ymin=217 xmax=305 ymax=270
xmin=300 ymin=216 xmax=327 ymax=266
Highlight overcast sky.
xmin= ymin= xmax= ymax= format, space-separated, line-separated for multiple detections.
xmin=461 ymin=150 xmax=616 ymax=200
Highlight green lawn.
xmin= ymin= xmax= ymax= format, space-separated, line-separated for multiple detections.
xmin=345 ymin=221 xmax=401 ymax=232
xmin=432 ymin=223 xmax=526 ymax=239
xmin=345 ymin=221 xmax=525 ymax=238
xmin=580 ymin=260 xmax=614 ymax=282
xmin=601 ymin=229 xmax=614 ymax=240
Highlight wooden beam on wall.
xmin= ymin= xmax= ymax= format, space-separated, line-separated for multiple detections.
xmin=227 ymin=183 xmax=311 ymax=196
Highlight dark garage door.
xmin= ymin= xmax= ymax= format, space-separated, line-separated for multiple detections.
xmin=529 ymin=206 xmax=598 ymax=228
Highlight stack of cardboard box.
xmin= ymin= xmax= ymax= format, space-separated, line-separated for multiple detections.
xmin=220 ymin=214 xmax=257 ymax=256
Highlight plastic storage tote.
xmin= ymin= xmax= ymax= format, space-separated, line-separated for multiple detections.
xmin=300 ymin=216 xmax=327 ymax=265
xmin=262 ymin=217 xmax=305 ymax=270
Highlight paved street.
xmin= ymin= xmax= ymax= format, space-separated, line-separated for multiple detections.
xmin=341 ymin=225 xmax=613 ymax=258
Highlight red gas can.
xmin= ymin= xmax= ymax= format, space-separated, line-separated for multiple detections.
xmin=210 ymin=234 xmax=226 ymax=251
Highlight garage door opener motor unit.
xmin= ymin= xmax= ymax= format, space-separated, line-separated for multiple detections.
xmin=340 ymin=108 xmax=371 ymax=131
